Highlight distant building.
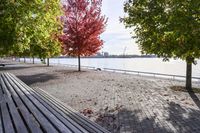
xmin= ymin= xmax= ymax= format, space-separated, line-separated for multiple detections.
xmin=96 ymin=52 xmax=102 ymax=57
xmin=103 ymin=52 xmax=109 ymax=57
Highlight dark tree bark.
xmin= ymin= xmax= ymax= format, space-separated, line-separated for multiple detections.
xmin=32 ymin=57 xmax=35 ymax=64
xmin=47 ymin=58 xmax=50 ymax=67
xmin=186 ymin=61 xmax=192 ymax=90
xmin=23 ymin=57 xmax=26 ymax=63
xmin=78 ymin=55 xmax=81 ymax=71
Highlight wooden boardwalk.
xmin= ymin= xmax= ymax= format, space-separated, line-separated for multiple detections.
xmin=0 ymin=73 xmax=109 ymax=133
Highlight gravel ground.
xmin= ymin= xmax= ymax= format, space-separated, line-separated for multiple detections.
xmin=1 ymin=60 xmax=200 ymax=133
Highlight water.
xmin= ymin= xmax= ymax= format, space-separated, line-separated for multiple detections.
xmin=27 ymin=57 xmax=200 ymax=77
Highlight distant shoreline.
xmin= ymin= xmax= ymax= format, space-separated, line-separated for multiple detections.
xmin=56 ymin=56 xmax=157 ymax=59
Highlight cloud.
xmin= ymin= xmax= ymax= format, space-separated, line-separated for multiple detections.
xmin=100 ymin=0 xmax=140 ymax=55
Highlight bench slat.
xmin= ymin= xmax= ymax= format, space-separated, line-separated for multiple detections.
xmin=0 ymin=72 xmax=110 ymax=133
xmin=0 ymin=79 xmax=15 ymax=133
xmin=2 ymin=73 xmax=59 ymax=133
xmin=0 ymin=108 xmax=3 ymax=133
xmin=35 ymin=88 xmax=110 ymax=133
xmin=5 ymin=73 xmax=72 ymax=133
xmin=0 ymin=85 xmax=4 ymax=133
xmin=22 ymin=84 xmax=88 ymax=133
xmin=10 ymin=73 xmax=109 ymax=133
xmin=0 ymin=76 xmax=28 ymax=133
xmin=9 ymin=73 xmax=102 ymax=133
xmin=35 ymin=89 xmax=102 ymax=133
xmin=1 ymin=95 xmax=15 ymax=133
xmin=1 ymin=74 xmax=43 ymax=133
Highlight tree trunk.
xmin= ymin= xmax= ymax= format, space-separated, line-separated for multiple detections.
xmin=186 ymin=62 xmax=192 ymax=90
xmin=78 ymin=55 xmax=81 ymax=71
xmin=24 ymin=57 xmax=26 ymax=63
xmin=47 ymin=58 xmax=50 ymax=67
xmin=32 ymin=57 xmax=35 ymax=64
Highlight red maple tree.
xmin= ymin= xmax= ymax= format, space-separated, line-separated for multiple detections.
xmin=59 ymin=0 xmax=107 ymax=71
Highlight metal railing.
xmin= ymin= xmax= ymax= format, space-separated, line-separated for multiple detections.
xmin=50 ymin=62 xmax=96 ymax=70
xmin=51 ymin=63 xmax=200 ymax=81
xmin=103 ymin=68 xmax=200 ymax=81
xmin=17 ymin=58 xmax=200 ymax=81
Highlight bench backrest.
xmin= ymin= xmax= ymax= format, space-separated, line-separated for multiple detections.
xmin=0 ymin=73 xmax=109 ymax=133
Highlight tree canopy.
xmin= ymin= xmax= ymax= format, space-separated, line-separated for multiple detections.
xmin=59 ymin=0 xmax=107 ymax=71
xmin=122 ymin=0 xmax=200 ymax=89
xmin=28 ymin=0 xmax=62 ymax=60
xmin=0 ymin=1 xmax=17 ymax=55
xmin=0 ymin=0 xmax=62 ymax=60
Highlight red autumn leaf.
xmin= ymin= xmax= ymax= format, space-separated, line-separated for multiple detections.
xmin=59 ymin=0 xmax=107 ymax=57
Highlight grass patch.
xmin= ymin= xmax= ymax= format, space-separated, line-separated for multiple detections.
xmin=170 ymin=86 xmax=200 ymax=94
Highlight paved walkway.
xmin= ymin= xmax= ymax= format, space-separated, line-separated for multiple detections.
xmin=94 ymin=80 xmax=200 ymax=133
xmin=1 ymin=61 xmax=200 ymax=133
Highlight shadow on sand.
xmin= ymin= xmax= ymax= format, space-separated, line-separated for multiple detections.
xmin=95 ymin=102 xmax=200 ymax=133
xmin=0 ymin=65 xmax=31 ymax=71
xmin=55 ymin=69 xmax=87 ymax=74
xmin=17 ymin=73 xmax=58 ymax=86
xmin=187 ymin=90 xmax=200 ymax=110
xmin=0 ymin=63 xmax=51 ymax=71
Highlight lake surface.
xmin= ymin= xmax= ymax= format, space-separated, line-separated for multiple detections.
xmin=28 ymin=58 xmax=200 ymax=77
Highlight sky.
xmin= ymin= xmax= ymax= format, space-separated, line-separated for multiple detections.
xmin=100 ymin=0 xmax=141 ymax=55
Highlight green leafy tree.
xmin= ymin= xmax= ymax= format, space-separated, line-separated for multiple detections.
xmin=0 ymin=1 xmax=17 ymax=56
xmin=122 ymin=0 xmax=200 ymax=90
xmin=0 ymin=1 xmax=36 ymax=56
xmin=0 ymin=0 xmax=62 ymax=65
xmin=28 ymin=0 xmax=62 ymax=66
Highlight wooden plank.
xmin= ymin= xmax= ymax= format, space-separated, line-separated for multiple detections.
xmin=9 ymin=74 xmax=98 ymax=132
xmin=39 ymin=88 xmax=106 ymax=131
xmin=36 ymin=89 xmax=109 ymax=133
xmin=2 ymin=74 xmax=59 ymax=133
xmin=23 ymin=86 xmax=89 ymax=133
xmin=7 ymin=74 xmax=86 ymax=132
xmin=35 ymin=90 xmax=102 ymax=133
xmin=0 ymin=76 xmax=28 ymax=133
xmin=0 ymin=108 xmax=3 ymax=133
xmin=6 ymin=73 xmax=73 ymax=133
xmin=27 ymin=86 xmax=104 ymax=133
xmin=5 ymin=73 xmax=72 ymax=133
xmin=9 ymin=73 xmax=105 ymax=132
xmin=9 ymin=73 xmax=110 ymax=133
xmin=1 ymin=74 xmax=43 ymax=133
xmin=0 ymin=82 xmax=4 ymax=133
xmin=1 ymin=75 xmax=15 ymax=133
xmin=34 ymin=88 xmax=110 ymax=133
xmin=1 ymin=94 xmax=15 ymax=133
xmin=24 ymin=87 xmax=87 ymax=133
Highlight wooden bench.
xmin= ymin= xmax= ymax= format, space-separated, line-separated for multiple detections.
xmin=0 ymin=64 xmax=5 ymax=67
xmin=0 ymin=73 xmax=110 ymax=133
